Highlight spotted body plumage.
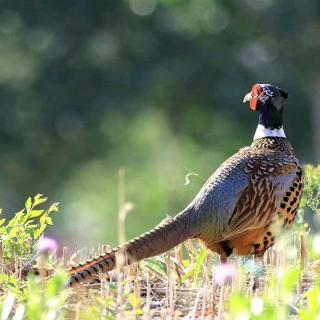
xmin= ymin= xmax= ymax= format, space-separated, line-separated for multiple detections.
xmin=189 ymin=136 xmax=303 ymax=258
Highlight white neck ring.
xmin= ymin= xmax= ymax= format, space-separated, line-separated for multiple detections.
xmin=254 ymin=124 xmax=286 ymax=140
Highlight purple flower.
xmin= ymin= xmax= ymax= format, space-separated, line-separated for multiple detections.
xmin=37 ymin=237 xmax=58 ymax=255
xmin=214 ymin=263 xmax=235 ymax=284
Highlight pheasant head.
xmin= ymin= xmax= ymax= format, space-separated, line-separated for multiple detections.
xmin=243 ymin=83 xmax=289 ymax=140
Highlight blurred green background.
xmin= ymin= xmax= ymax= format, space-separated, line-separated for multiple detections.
xmin=0 ymin=0 xmax=319 ymax=249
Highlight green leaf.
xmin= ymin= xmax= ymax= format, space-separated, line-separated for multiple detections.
xmin=193 ymin=248 xmax=207 ymax=286
xmin=181 ymin=268 xmax=194 ymax=283
xmin=0 ymin=218 xmax=6 ymax=227
xmin=29 ymin=210 xmax=44 ymax=218
xmin=180 ymin=248 xmax=207 ymax=285
xmin=34 ymin=224 xmax=47 ymax=239
xmin=142 ymin=258 xmax=167 ymax=277
xmin=48 ymin=202 xmax=59 ymax=213
xmin=27 ymin=224 xmax=38 ymax=229
xmin=33 ymin=194 xmax=48 ymax=206
xmin=8 ymin=227 xmax=18 ymax=238
xmin=46 ymin=270 xmax=68 ymax=297
xmin=46 ymin=216 xmax=53 ymax=225
xmin=25 ymin=197 xmax=32 ymax=211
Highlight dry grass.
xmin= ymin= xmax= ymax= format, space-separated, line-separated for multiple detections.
xmin=64 ymin=231 xmax=316 ymax=319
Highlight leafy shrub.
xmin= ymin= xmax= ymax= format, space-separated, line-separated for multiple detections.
xmin=0 ymin=194 xmax=59 ymax=271
xmin=301 ymin=165 xmax=320 ymax=215
xmin=0 ymin=194 xmax=66 ymax=320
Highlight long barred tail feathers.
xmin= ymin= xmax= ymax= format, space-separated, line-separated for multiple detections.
xmin=68 ymin=212 xmax=194 ymax=286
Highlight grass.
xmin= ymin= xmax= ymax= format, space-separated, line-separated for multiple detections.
xmin=1 ymin=166 xmax=320 ymax=319
xmin=65 ymin=234 xmax=318 ymax=319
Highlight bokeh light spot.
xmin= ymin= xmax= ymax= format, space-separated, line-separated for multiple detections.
xmin=129 ymin=0 xmax=157 ymax=16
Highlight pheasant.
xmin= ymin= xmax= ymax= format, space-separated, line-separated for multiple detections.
xmin=69 ymin=83 xmax=304 ymax=286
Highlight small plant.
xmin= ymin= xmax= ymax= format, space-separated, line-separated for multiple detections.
xmin=0 ymin=271 xmax=68 ymax=320
xmin=0 ymin=194 xmax=59 ymax=271
xmin=0 ymin=195 xmax=66 ymax=320
xmin=299 ymin=283 xmax=320 ymax=320
xmin=228 ymin=266 xmax=305 ymax=319
xmin=24 ymin=271 xmax=68 ymax=320
xmin=300 ymin=165 xmax=320 ymax=215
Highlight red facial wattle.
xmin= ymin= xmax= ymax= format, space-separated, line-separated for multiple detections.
xmin=249 ymin=84 xmax=263 ymax=111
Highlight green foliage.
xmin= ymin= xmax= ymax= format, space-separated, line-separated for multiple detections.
xmin=299 ymin=285 xmax=320 ymax=319
xmin=24 ymin=271 xmax=68 ymax=320
xmin=77 ymin=280 xmax=144 ymax=320
xmin=229 ymin=267 xmax=302 ymax=320
xmin=141 ymin=257 xmax=168 ymax=277
xmin=0 ymin=273 xmax=22 ymax=298
xmin=0 ymin=194 xmax=59 ymax=268
xmin=0 ymin=195 xmax=67 ymax=320
xmin=0 ymin=271 xmax=68 ymax=320
xmin=301 ymin=165 xmax=320 ymax=215
xmin=181 ymin=246 xmax=208 ymax=286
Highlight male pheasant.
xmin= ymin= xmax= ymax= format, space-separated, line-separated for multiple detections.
xmin=69 ymin=83 xmax=304 ymax=286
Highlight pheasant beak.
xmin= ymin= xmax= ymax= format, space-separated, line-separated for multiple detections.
xmin=243 ymin=92 xmax=252 ymax=103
